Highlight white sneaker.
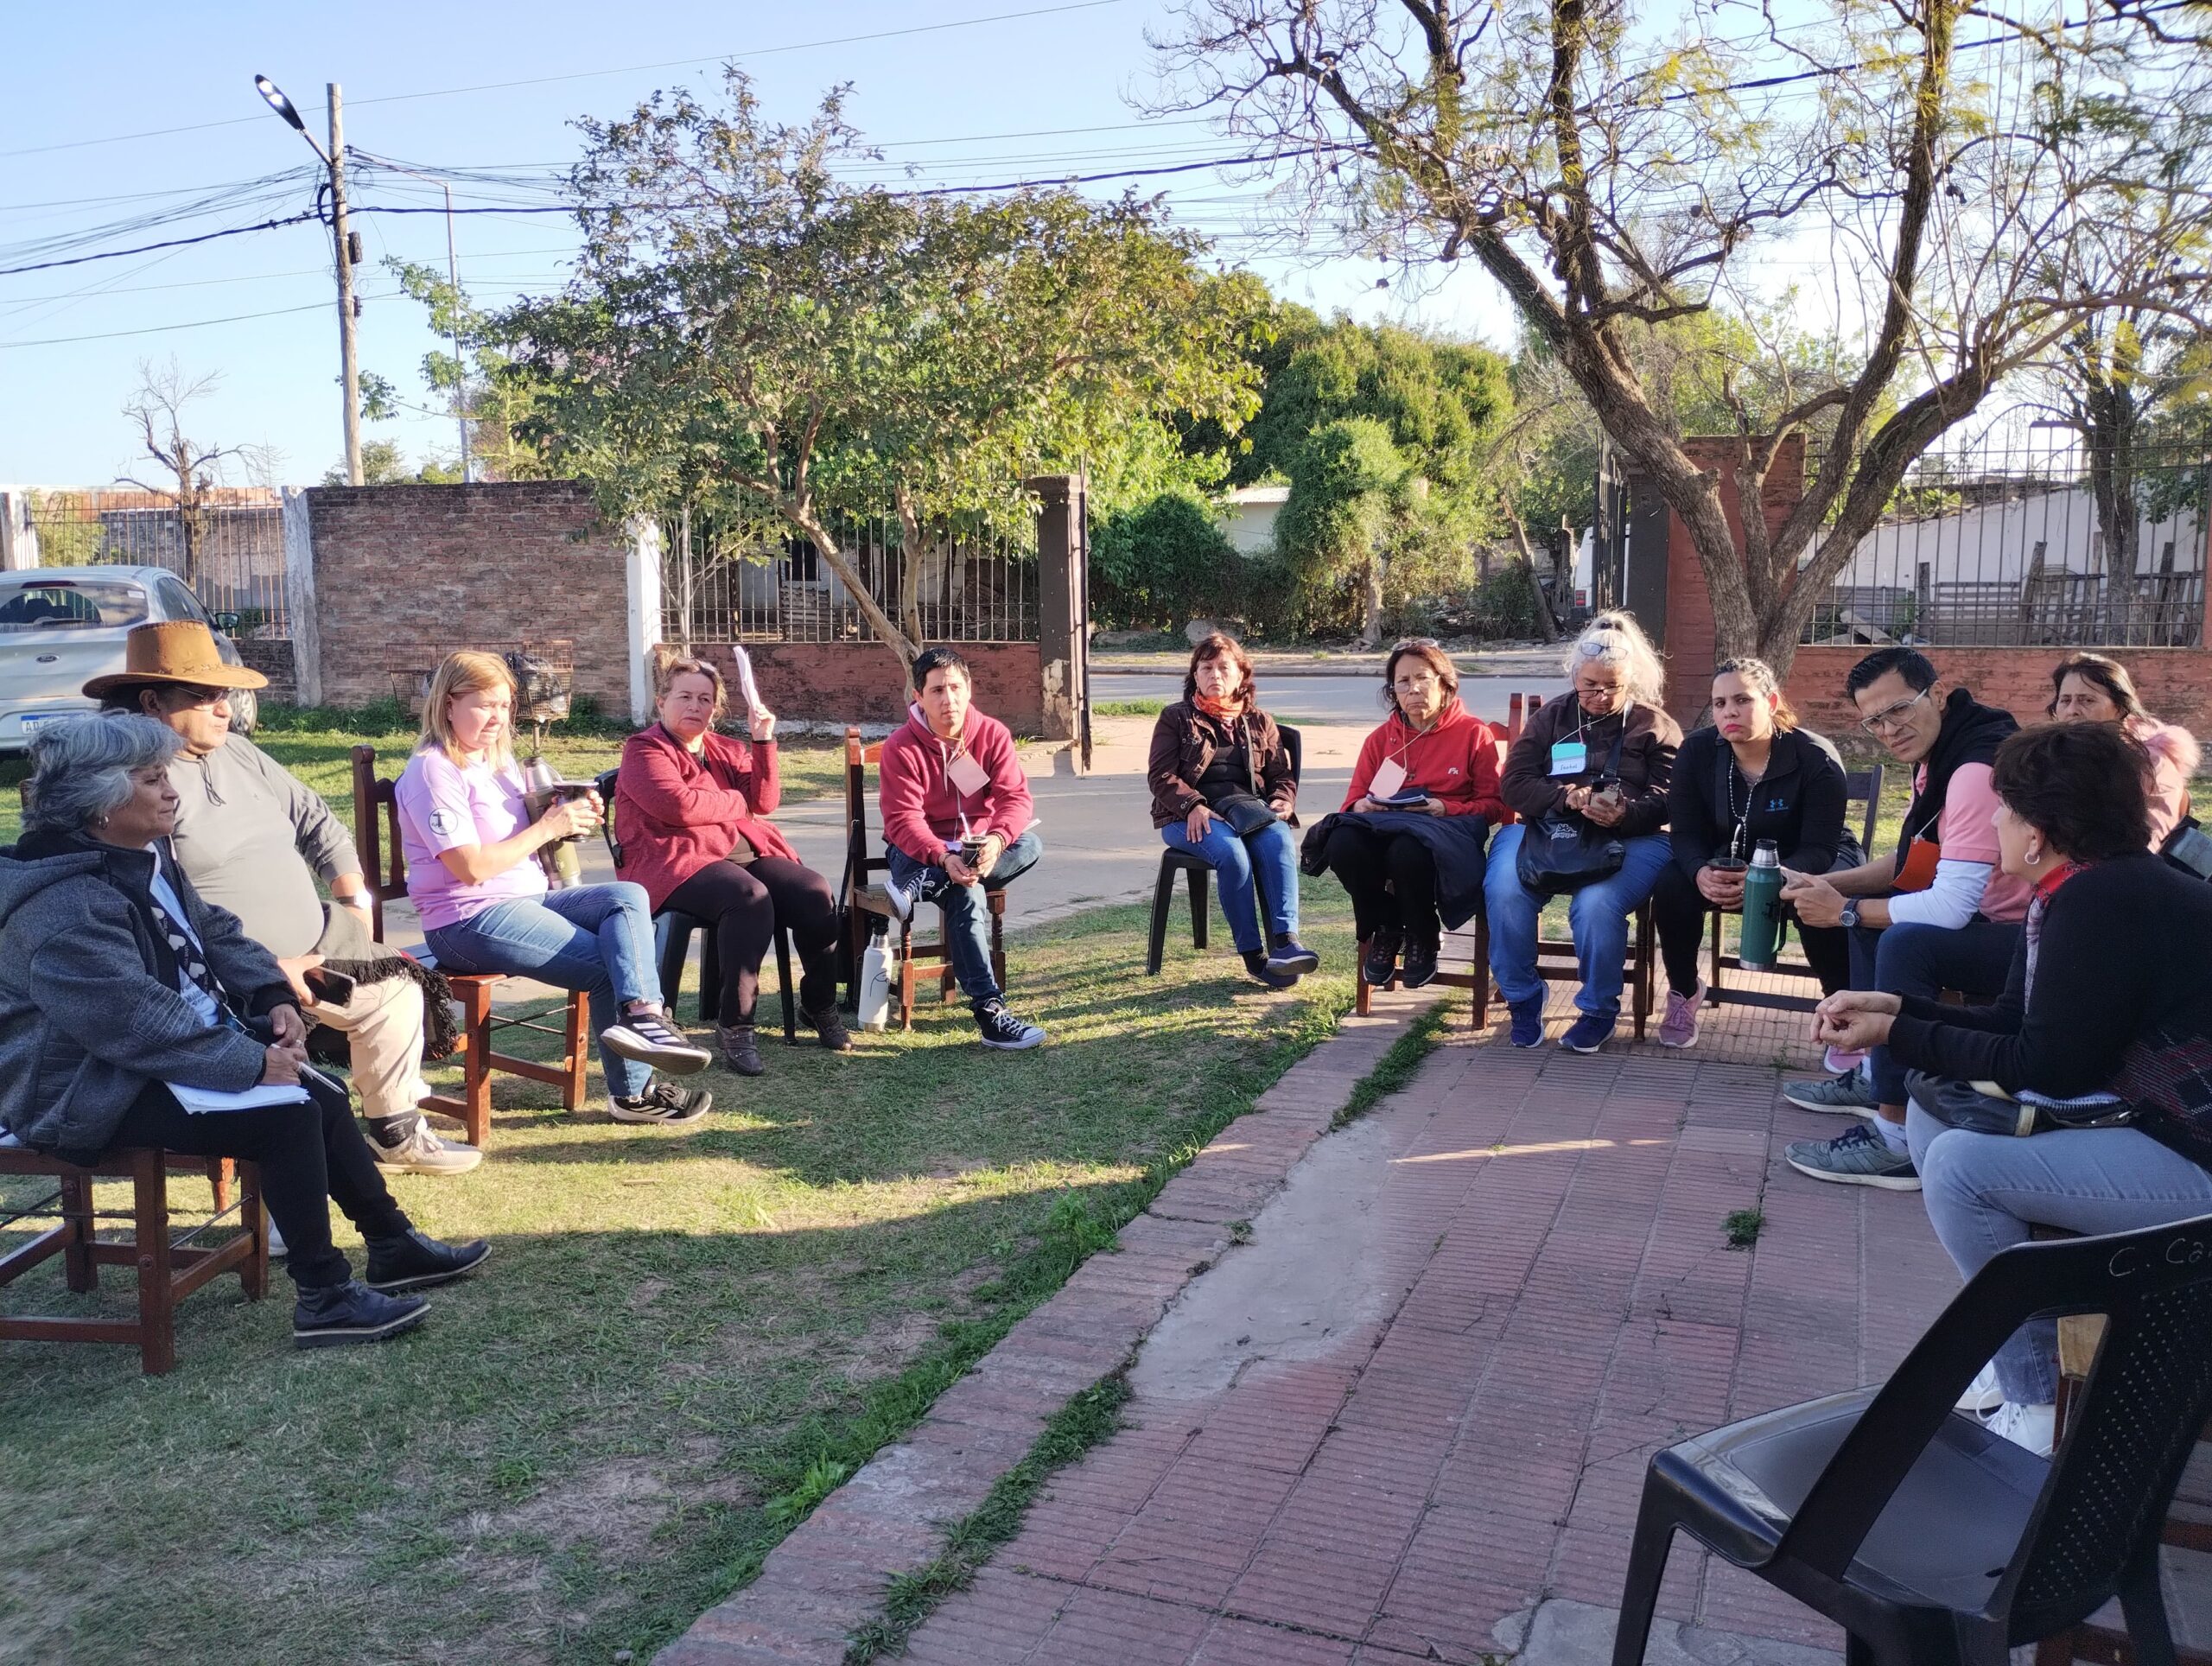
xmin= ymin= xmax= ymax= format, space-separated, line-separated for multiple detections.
xmin=1986 ymin=1400 xmax=2056 ymax=1458
xmin=265 ymin=1217 xmax=287 ymax=1258
xmin=1957 ymin=1363 xmax=2005 ymax=1417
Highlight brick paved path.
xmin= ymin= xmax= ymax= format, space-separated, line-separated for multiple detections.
xmin=899 ymin=1034 xmax=1959 ymax=1664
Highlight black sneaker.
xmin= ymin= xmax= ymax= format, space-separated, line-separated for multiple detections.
xmin=601 ymin=1010 xmax=713 ymax=1075
xmin=363 ymin=1228 xmax=492 ymax=1294
xmin=611 ymin=1082 xmax=714 ymax=1124
xmin=716 ymin=1022 xmax=765 ymax=1077
xmin=803 ymin=1004 xmax=855 ymax=1053
xmin=1241 ymin=949 xmax=1300 ymax=990
xmin=294 ymin=1280 xmax=429 ymax=1350
xmin=1267 ymin=935 xmax=1320 ymax=976
xmin=973 ymin=1000 xmax=1046 ymax=1050
xmin=1362 ymin=929 xmax=1402 ymax=988
xmin=1400 ymin=939 xmax=1440 ymax=989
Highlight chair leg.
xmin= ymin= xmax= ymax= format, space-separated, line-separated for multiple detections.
xmin=1187 ymin=866 xmax=1209 ymax=951
xmin=459 ymin=977 xmax=495 ymax=1148
xmin=60 ymin=1171 xmax=96 ymax=1294
xmin=655 ymin=914 xmax=690 ymax=1023
xmin=205 ymin=1155 xmax=232 ymax=1215
xmin=774 ymin=927 xmax=798 ymax=1042
xmin=561 ymin=993 xmax=589 ymax=1111
xmin=989 ymin=897 xmax=1007 ymax=995
xmin=1707 ymin=906 xmax=1722 ymax=996
xmin=2118 ymin=1542 xmax=2181 ymax=1666
xmin=238 ymin=1160 xmax=269 ymax=1300
xmin=701 ymin=929 xmax=725 ymax=1029
xmin=1355 ymin=938 xmax=1373 ymax=1018
xmin=1631 ymin=904 xmax=1654 ymax=1041
xmin=898 ymin=920 xmax=917 ymax=1031
xmin=1147 ymin=860 xmax=1177 ymax=976
xmin=131 ymin=1148 xmax=175 ymax=1377
xmin=1609 ymin=1490 xmax=1675 ymax=1666
xmin=1472 ymin=915 xmax=1491 ymax=1028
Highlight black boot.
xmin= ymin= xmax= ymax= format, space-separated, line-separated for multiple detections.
xmin=716 ymin=1022 xmax=764 ymax=1077
xmin=294 ymin=1280 xmax=429 ymax=1349
xmin=803 ymin=1003 xmax=855 ymax=1053
xmin=1241 ymin=949 xmax=1300 ymax=989
xmin=364 ymin=1228 xmax=492 ymax=1294
xmin=1361 ymin=928 xmax=1402 ymax=988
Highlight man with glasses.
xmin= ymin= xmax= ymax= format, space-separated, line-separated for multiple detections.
xmin=1771 ymin=646 xmax=2024 ymax=1189
xmin=87 ymin=621 xmax=478 ymax=1179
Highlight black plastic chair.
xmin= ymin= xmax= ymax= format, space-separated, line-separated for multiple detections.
xmin=1612 ymin=1213 xmax=2212 ymax=1666
xmin=1146 ymin=722 xmax=1302 ymax=976
xmin=594 ymin=767 xmax=798 ymax=1042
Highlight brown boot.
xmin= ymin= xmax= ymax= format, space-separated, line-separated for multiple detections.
xmin=804 ymin=1004 xmax=855 ymax=1052
xmin=716 ymin=1023 xmax=763 ymax=1077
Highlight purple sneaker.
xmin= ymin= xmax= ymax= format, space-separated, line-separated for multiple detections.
xmin=1657 ymin=981 xmax=1706 ymax=1049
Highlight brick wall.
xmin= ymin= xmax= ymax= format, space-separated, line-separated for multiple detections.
xmin=235 ymin=637 xmax=296 ymax=703
xmin=1787 ymin=644 xmax=2212 ymax=738
xmin=1656 ymin=437 xmax=1802 ymax=728
xmin=307 ymin=482 xmax=630 ymax=709
xmin=688 ymin=641 xmax=1046 ymax=732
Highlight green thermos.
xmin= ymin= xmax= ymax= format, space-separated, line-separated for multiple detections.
xmin=1740 ymin=839 xmax=1784 ymax=970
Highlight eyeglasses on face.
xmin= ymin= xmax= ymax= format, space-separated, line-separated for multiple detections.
xmin=1859 ymin=688 xmax=1931 ymax=734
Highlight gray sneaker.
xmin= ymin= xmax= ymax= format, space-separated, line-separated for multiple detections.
xmin=369 ymin=1119 xmax=484 ymax=1177
xmin=1782 ymin=1066 xmax=1879 ymax=1115
xmin=1784 ymin=1123 xmax=1921 ymax=1191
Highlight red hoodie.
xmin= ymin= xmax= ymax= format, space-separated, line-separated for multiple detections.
xmin=879 ymin=704 xmax=1035 ymax=864
xmin=615 ymin=723 xmax=798 ymax=912
xmin=1342 ymin=698 xmax=1509 ymax=821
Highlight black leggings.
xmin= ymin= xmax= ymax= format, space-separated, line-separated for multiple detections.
xmin=1649 ymin=861 xmax=1852 ymax=997
xmin=1322 ymin=822 xmax=1440 ymax=946
xmin=664 ymin=855 xmax=842 ymax=1027
xmin=105 ymin=1071 xmax=409 ymax=1291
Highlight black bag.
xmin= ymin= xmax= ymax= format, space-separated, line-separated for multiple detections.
xmin=2161 ymin=816 xmax=2212 ymax=882
xmin=1211 ymin=792 xmax=1279 ymax=838
xmin=1904 ymin=1068 xmax=2136 ymax=1137
xmin=1514 ymin=729 xmax=1627 ymax=897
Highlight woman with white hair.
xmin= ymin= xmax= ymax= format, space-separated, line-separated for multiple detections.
xmin=1485 ymin=612 xmax=1682 ymax=1052
xmin=0 ymin=715 xmax=487 ymax=1351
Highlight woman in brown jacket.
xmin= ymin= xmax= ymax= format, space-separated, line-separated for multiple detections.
xmin=1147 ymin=633 xmax=1318 ymax=988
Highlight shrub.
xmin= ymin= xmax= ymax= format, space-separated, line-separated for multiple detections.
xmin=1090 ymin=492 xmax=1241 ymax=629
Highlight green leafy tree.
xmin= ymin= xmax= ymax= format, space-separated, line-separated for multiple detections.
xmin=1090 ymin=492 xmax=1241 ymax=629
xmin=1274 ymin=415 xmax=1416 ymax=644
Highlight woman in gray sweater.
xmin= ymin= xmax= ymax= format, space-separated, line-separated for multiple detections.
xmin=0 ymin=715 xmax=486 ymax=1350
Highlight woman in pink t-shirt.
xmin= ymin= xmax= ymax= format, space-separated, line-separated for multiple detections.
xmin=395 ymin=652 xmax=714 ymax=1125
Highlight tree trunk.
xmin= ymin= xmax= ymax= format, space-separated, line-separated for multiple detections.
xmin=1357 ymin=548 xmax=1385 ymax=648
xmin=1503 ymin=500 xmax=1562 ymax=642
xmin=782 ymin=500 xmax=919 ymax=680
xmin=893 ymin=482 xmax=927 ymax=652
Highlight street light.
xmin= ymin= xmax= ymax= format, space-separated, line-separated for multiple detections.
xmin=254 ymin=73 xmax=361 ymax=485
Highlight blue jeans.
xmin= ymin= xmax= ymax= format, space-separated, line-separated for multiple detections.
xmin=1485 ymin=827 xmax=1673 ymax=1016
xmin=1160 ymin=819 xmax=1300 ymax=955
xmin=425 ymin=881 xmax=662 ymax=1100
xmin=884 ymin=828 xmax=1043 ymax=1004
xmin=1907 ymin=1103 xmax=2212 ymax=1405
xmin=1851 ymin=919 xmax=2021 ymax=1105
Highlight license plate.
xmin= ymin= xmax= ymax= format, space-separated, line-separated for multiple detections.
xmin=17 ymin=712 xmax=73 ymax=732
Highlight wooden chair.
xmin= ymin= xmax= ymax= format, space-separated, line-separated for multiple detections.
xmin=0 ymin=1146 xmax=266 ymax=1375
xmin=350 ymin=746 xmax=588 ymax=1147
xmin=1699 ymin=761 xmax=1886 ymax=1017
xmin=1147 ymin=725 xmax=1304 ymax=976
xmin=593 ymin=767 xmax=798 ymax=1042
xmin=838 ymin=727 xmax=1007 ymax=1029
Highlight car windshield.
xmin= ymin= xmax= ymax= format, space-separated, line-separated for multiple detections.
xmin=0 ymin=580 xmax=150 ymax=631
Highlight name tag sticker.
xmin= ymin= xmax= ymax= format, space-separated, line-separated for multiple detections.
xmin=1549 ymin=741 xmax=1588 ymax=778
xmin=946 ymin=751 xmax=990 ymax=795
xmin=1369 ymin=759 xmax=1408 ymax=800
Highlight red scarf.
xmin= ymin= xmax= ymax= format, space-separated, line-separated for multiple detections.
xmin=1192 ymin=691 xmax=1246 ymax=723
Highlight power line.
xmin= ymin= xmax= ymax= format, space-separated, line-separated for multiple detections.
xmin=0 ymin=0 xmax=1134 ymax=162
xmin=0 ymin=211 xmax=324 ymax=278
xmin=0 ymin=292 xmax=399 ymax=352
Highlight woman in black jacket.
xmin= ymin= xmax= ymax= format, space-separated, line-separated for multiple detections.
xmin=1801 ymin=722 xmax=2212 ymax=1456
xmin=1651 ymin=658 xmax=1857 ymax=1047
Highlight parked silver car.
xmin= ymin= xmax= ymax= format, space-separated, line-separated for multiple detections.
xmin=0 ymin=566 xmax=258 ymax=752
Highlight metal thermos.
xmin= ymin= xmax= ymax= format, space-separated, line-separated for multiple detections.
xmin=1739 ymin=839 xmax=1784 ymax=970
xmin=521 ymin=756 xmax=584 ymax=889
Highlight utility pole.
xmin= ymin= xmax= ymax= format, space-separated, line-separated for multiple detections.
xmin=329 ymin=84 xmax=363 ymax=486
xmin=373 ymin=158 xmax=472 ymax=482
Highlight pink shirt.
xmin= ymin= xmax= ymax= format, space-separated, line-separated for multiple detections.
xmin=1924 ymin=760 xmax=2032 ymax=925
xmin=393 ymin=747 xmax=548 ymax=931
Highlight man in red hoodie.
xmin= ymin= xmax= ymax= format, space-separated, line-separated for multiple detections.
xmin=878 ymin=647 xmax=1047 ymax=1049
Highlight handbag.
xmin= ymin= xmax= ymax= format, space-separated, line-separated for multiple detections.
xmin=1514 ymin=728 xmax=1627 ymax=897
xmin=2161 ymin=816 xmax=2212 ymax=882
xmin=1904 ymin=1068 xmax=2135 ymax=1137
xmin=1210 ymin=792 xmax=1280 ymax=838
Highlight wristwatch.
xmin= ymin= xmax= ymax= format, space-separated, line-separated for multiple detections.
xmin=1840 ymin=899 xmax=1862 ymax=930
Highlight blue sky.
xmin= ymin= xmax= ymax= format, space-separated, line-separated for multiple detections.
xmin=0 ymin=0 xmax=1518 ymax=487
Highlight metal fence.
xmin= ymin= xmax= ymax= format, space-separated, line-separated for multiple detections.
xmin=20 ymin=488 xmax=289 ymax=633
xmin=1801 ymin=433 xmax=2209 ymax=649
xmin=660 ymin=508 xmax=1038 ymax=646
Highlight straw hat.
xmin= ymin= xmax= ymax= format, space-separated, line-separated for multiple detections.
xmin=81 ymin=620 xmax=269 ymax=698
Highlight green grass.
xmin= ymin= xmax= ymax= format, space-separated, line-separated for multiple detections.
xmin=1093 ymin=697 xmax=1166 ymax=718
xmin=0 ymin=701 xmax=850 ymax=847
xmin=1333 ymin=1003 xmax=1452 ymax=1128
xmin=0 ymin=887 xmax=1363 ymax=1666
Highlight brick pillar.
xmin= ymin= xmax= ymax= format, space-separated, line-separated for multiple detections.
xmin=1655 ymin=437 xmax=1806 ymax=728
xmin=1027 ymin=474 xmax=1087 ymax=747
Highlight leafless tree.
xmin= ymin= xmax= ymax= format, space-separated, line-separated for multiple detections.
xmin=1155 ymin=0 xmax=2212 ymax=672
xmin=118 ymin=359 xmax=276 ymax=592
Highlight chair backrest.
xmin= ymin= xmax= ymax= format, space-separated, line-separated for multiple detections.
xmin=1777 ymin=1213 xmax=2212 ymax=1639
xmin=1506 ymin=690 xmax=1546 ymax=745
xmin=594 ymin=767 xmax=622 ymax=870
xmin=842 ymin=726 xmax=887 ymax=901
xmin=348 ymin=744 xmax=405 ymax=944
xmin=1279 ymin=722 xmax=1303 ymax=788
xmin=1841 ymin=761 xmax=1885 ymax=855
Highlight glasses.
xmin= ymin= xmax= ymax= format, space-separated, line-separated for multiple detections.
xmin=1393 ymin=673 xmax=1441 ymax=691
xmin=1859 ymin=689 xmax=1931 ymax=734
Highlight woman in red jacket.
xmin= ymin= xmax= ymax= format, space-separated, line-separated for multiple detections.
xmin=1321 ymin=640 xmax=1508 ymax=990
xmin=616 ymin=655 xmax=849 ymax=1075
